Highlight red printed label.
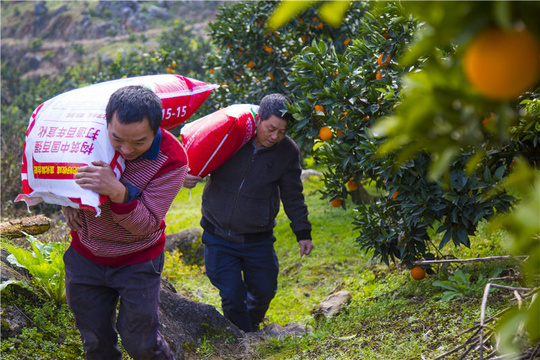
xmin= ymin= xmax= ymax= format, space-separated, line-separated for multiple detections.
xmin=32 ymin=157 xmax=86 ymax=180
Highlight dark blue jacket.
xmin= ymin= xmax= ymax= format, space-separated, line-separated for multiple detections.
xmin=200 ymin=136 xmax=311 ymax=243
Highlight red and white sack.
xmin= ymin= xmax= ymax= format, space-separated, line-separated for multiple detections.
xmin=15 ymin=74 xmax=217 ymax=214
xmin=180 ymin=104 xmax=259 ymax=177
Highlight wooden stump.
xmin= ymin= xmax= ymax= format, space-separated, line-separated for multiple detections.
xmin=0 ymin=215 xmax=52 ymax=239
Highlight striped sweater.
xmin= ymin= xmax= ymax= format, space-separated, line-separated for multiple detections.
xmin=70 ymin=128 xmax=188 ymax=267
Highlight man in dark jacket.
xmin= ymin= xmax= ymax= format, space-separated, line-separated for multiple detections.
xmin=184 ymin=93 xmax=313 ymax=332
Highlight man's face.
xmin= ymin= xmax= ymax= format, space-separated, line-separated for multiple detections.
xmin=254 ymin=115 xmax=287 ymax=149
xmin=107 ymin=113 xmax=155 ymax=160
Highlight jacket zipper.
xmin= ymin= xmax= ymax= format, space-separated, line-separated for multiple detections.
xmin=227 ymin=150 xmax=257 ymax=238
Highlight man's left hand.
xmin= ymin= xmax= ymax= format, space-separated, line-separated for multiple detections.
xmin=298 ymin=239 xmax=313 ymax=257
xmin=75 ymin=160 xmax=127 ymax=203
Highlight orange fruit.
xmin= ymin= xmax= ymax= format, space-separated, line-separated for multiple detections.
xmin=301 ymin=35 xmax=308 ymax=42
xmin=463 ymin=28 xmax=540 ymax=101
xmin=314 ymin=105 xmax=325 ymax=114
xmin=264 ymin=45 xmax=273 ymax=53
xmin=347 ymin=178 xmax=359 ymax=191
xmin=246 ymin=61 xmax=255 ymax=69
xmin=336 ymin=129 xmax=344 ymax=137
xmin=378 ymin=53 xmax=391 ymax=67
xmin=316 ymin=22 xmax=324 ymax=29
xmin=382 ymin=28 xmax=390 ymax=40
xmin=376 ymin=70 xmax=385 ymax=80
xmin=391 ymin=190 xmax=399 ymax=199
xmin=330 ymin=198 xmax=342 ymax=208
xmin=362 ymin=115 xmax=370 ymax=122
xmin=166 ymin=67 xmax=173 ymax=73
xmin=410 ymin=266 xmax=426 ymax=280
xmin=268 ymin=73 xmax=274 ymax=80
xmin=171 ymin=61 xmax=177 ymax=69
xmin=343 ymin=38 xmax=351 ymax=46
xmin=318 ymin=126 xmax=332 ymax=141
xmin=209 ymin=68 xmax=215 ymax=74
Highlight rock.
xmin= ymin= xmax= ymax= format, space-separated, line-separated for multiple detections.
xmin=34 ymin=1 xmax=48 ymax=16
xmin=52 ymin=4 xmax=69 ymax=17
xmin=148 ymin=5 xmax=171 ymax=20
xmin=1 ymin=249 xmax=30 ymax=279
xmin=1 ymin=306 xmax=32 ymax=338
xmin=165 ymin=228 xmax=204 ymax=265
xmin=301 ymin=169 xmax=323 ymax=181
xmin=158 ymin=278 xmax=243 ymax=359
xmin=310 ymin=290 xmax=352 ymax=320
xmin=260 ymin=322 xmax=310 ymax=339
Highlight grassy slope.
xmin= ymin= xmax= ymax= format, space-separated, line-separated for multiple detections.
xmin=164 ymin=175 xmax=517 ymax=359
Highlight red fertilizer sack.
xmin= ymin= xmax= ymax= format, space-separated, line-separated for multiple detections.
xmin=15 ymin=74 xmax=217 ymax=214
xmin=181 ymin=104 xmax=259 ymax=177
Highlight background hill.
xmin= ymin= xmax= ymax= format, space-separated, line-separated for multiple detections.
xmin=1 ymin=0 xmax=223 ymax=79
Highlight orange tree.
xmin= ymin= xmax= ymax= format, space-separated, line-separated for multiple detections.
xmin=203 ymin=0 xmax=356 ymax=110
xmin=267 ymin=0 xmax=539 ymax=351
xmin=204 ymin=0 xmax=522 ymax=267
xmin=284 ymin=2 xmax=524 ymax=268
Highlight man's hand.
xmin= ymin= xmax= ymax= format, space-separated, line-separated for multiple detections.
xmin=298 ymin=239 xmax=313 ymax=257
xmin=183 ymin=174 xmax=203 ymax=189
xmin=62 ymin=206 xmax=82 ymax=232
xmin=75 ymin=160 xmax=127 ymax=203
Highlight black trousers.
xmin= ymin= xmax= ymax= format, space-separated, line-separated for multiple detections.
xmin=64 ymin=246 xmax=174 ymax=360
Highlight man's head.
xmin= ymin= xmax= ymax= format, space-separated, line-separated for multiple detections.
xmin=258 ymin=93 xmax=294 ymax=123
xmin=254 ymin=93 xmax=293 ymax=149
xmin=106 ymin=85 xmax=163 ymax=160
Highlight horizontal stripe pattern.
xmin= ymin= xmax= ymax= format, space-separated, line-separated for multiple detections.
xmin=74 ymin=130 xmax=188 ymax=263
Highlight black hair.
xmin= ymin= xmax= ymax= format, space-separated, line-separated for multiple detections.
xmin=258 ymin=93 xmax=294 ymax=123
xmin=106 ymin=85 xmax=163 ymax=134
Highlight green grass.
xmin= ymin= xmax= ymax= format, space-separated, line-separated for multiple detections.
xmin=162 ymin=176 xmax=520 ymax=359
xmin=2 ymin=175 xmax=523 ymax=359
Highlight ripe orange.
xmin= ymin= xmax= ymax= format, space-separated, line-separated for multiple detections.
xmin=314 ymin=105 xmax=325 ymax=114
xmin=391 ymin=190 xmax=399 ymax=199
xmin=209 ymin=68 xmax=215 ymax=74
xmin=376 ymin=70 xmax=385 ymax=80
xmin=246 ymin=61 xmax=255 ymax=69
xmin=336 ymin=129 xmax=344 ymax=137
xmin=318 ymin=126 xmax=332 ymax=141
xmin=362 ymin=115 xmax=370 ymax=122
xmin=301 ymin=35 xmax=307 ymax=42
xmin=382 ymin=28 xmax=390 ymax=40
xmin=264 ymin=45 xmax=273 ymax=53
xmin=330 ymin=198 xmax=342 ymax=208
xmin=171 ymin=61 xmax=177 ymax=69
xmin=316 ymin=22 xmax=324 ymax=29
xmin=410 ymin=266 xmax=426 ymax=280
xmin=378 ymin=54 xmax=391 ymax=67
xmin=347 ymin=178 xmax=359 ymax=191
xmin=268 ymin=73 xmax=274 ymax=80
xmin=166 ymin=67 xmax=173 ymax=73
xmin=463 ymin=28 xmax=540 ymax=101
xmin=343 ymin=38 xmax=351 ymax=46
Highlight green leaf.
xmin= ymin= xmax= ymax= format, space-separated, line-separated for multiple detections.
xmin=318 ymin=0 xmax=352 ymax=27
xmin=267 ymin=0 xmax=317 ymax=30
xmin=0 ymin=278 xmax=22 ymax=291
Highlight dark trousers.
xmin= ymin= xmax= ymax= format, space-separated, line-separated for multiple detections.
xmin=202 ymin=231 xmax=279 ymax=333
xmin=64 ymin=246 xmax=174 ymax=360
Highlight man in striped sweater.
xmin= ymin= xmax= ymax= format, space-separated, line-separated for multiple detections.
xmin=62 ymin=85 xmax=188 ymax=360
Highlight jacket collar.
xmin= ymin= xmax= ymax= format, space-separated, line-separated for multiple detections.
xmin=140 ymin=128 xmax=161 ymax=160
